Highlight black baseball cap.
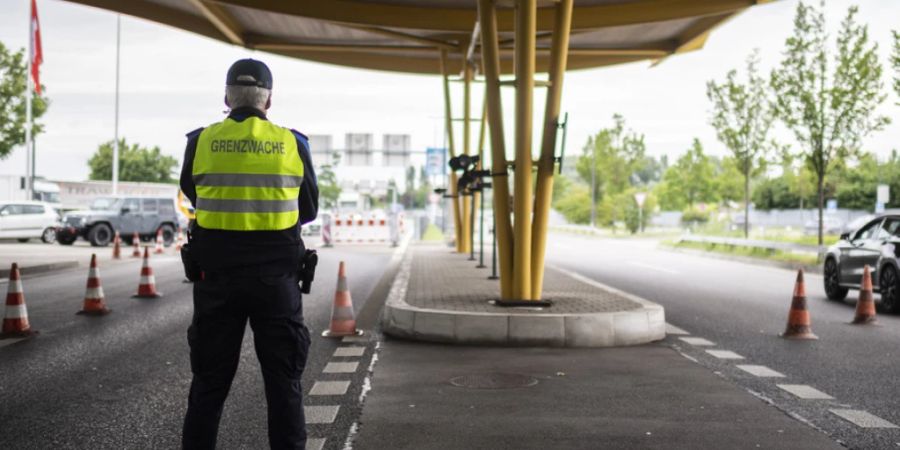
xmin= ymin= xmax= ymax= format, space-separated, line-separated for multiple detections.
xmin=226 ymin=58 xmax=273 ymax=89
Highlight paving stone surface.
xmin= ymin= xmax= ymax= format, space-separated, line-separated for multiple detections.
xmin=405 ymin=244 xmax=642 ymax=314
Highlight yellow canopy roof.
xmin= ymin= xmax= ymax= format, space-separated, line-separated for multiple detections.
xmin=63 ymin=0 xmax=770 ymax=74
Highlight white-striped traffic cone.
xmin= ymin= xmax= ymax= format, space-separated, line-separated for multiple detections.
xmin=154 ymin=229 xmax=164 ymax=255
xmin=1 ymin=263 xmax=37 ymax=338
xmin=77 ymin=254 xmax=111 ymax=315
xmin=112 ymin=231 xmax=122 ymax=259
xmin=133 ymin=247 xmax=162 ymax=298
xmin=132 ymin=232 xmax=142 ymax=258
xmin=322 ymin=261 xmax=362 ymax=337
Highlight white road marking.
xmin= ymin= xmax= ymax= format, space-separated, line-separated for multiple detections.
xmin=342 ymin=335 xmax=368 ymax=343
xmin=333 ymin=346 xmax=366 ymax=357
xmin=705 ymin=350 xmax=744 ymax=360
xmin=305 ymin=405 xmax=340 ymax=424
xmin=665 ymin=323 xmax=690 ymax=335
xmin=0 ymin=337 xmax=26 ymax=349
xmin=776 ymin=384 xmax=834 ymax=400
xmin=306 ymin=438 xmax=325 ymax=450
xmin=736 ymin=365 xmax=785 ymax=378
xmin=310 ymin=381 xmax=351 ymax=396
xmin=830 ymin=409 xmax=899 ymax=428
xmin=323 ymin=361 xmax=359 ymax=373
xmin=679 ymin=337 xmax=715 ymax=346
xmin=627 ymin=261 xmax=679 ymax=274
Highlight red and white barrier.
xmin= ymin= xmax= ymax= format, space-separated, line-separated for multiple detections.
xmin=330 ymin=213 xmax=404 ymax=245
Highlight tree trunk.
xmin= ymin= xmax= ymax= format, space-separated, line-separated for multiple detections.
xmin=743 ymin=171 xmax=750 ymax=239
xmin=817 ymin=174 xmax=825 ymax=247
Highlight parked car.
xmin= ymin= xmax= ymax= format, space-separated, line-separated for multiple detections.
xmin=0 ymin=201 xmax=60 ymax=243
xmin=822 ymin=214 xmax=900 ymax=313
xmin=803 ymin=215 xmax=845 ymax=235
xmin=57 ymin=196 xmax=181 ymax=247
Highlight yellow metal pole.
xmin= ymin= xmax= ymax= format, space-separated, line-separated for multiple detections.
xmin=512 ymin=0 xmax=536 ymax=300
xmin=531 ymin=0 xmax=573 ymax=299
xmin=476 ymin=0 xmax=513 ymax=299
xmin=461 ymin=60 xmax=473 ymax=254
xmin=440 ymin=49 xmax=464 ymax=253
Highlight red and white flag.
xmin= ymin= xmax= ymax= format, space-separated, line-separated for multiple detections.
xmin=30 ymin=0 xmax=43 ymax=95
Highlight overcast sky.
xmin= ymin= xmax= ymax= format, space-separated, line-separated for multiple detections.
xmin=0 ymin=0 xmax=898 ymax=181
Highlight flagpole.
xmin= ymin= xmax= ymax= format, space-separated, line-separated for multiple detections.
xmin=112 ymin=14 xmax=120 ymax=195
xmin=25 ymin=0 xmax=34 ymax=200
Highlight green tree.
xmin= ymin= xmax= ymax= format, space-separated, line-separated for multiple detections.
xmin=575 ymin=114 xmax=646 ymax=226
xmin=892 ymin=31 xmax=899 ymax=102
xmin=707 ymin=49 xmax=773 ymax=238
xmin=318 ymin=151 xmax=342 ymax=209
xmin=88 ymin=139 xmax=178 ymax=183
xmin=658 ymin=139 xmax=716 ymax=210
xmin=0 ymin=41 xmax=49 ymax=159
xmin=771 ymin=2 xmax=889 ymax=245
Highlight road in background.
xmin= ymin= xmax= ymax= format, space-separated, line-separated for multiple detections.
xmin=546 ymin=232 xmax=900 ymax=449
xmin=0 ymin=239 xmax=394 ymax=449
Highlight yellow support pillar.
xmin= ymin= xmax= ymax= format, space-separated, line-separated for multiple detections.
xmin=440 ymin=49 xmax=464 ymax=253
xmin=477 ymin=0 xmax=514 ymax=299
xmin=531 ymin=0 xmax=573 ymax=299
xmin=460 ymin=61 xmax=474 ymax=254
xmin=512 ymin=0 xmax=536 ymax=300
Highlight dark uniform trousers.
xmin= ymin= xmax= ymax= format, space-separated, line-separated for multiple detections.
xmin=182 ymin=270 xmax=311 ymax=450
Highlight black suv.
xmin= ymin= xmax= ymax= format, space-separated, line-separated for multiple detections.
xmin=823 ymin=214 xmax=900 ymax=313
xmin=58 ymin=196 xmax=181 ymax=247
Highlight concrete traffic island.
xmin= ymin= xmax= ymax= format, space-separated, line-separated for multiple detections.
xmin=381 ymin=243 xmax=665 ymax=347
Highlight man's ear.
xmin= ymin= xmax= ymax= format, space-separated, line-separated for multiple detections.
xmin=265 ymin=94 xmax=272 ymax=110
xmin=224 ymin=94 xmax=230 ymax=108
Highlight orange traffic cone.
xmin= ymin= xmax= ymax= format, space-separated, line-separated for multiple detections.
xmin=154 ymin=229 xmax=164 ymax=255
xmin=781 ymin=269 xmax=818 ymax=340
xmin=322 ymin=261 xmax=362 ymax=337
xmin=133 ymin=247 xmax=162 ymax=298
xmin=112 ymin=231 xmax=122 ymax=259
xmin=1 ymin=263 xmax=37 ymax=339
xmin=851 ymin=265 xmax=877 ymax=325
xmin=77 ymin=254 xmax=111 ymax=316
xmin=131 ymin=232 xmax=141 ymax=258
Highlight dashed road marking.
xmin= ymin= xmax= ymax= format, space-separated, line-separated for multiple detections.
xmin=665 ymin=323 xmax=690 ymax=335
xmin=679 ymin=337 xmax=715 ymax=346
xmin=0 ymin=337 xmax=26 ymax=349
xmin=776 ymin=384 xmax=833 ymax=400
xmin=830 ymin=409 xmax=899 ymax=428
xmin=627 ymin=261 xmax=679 ymax=274
xmin=736 ymin=365 xmax=785 ymax=378
xmin=705 ymin=350 xmax=744 ymax=360
xmin=306 ymin=438 xmax=325 ymax=450
xmin=342 ymin=335 xmax=368 ymax=344
xmin=323 ymin=361 xmax=359 ymax=373
xmin=333 ymin=346 xmax=366 ymax=357
xmin=310 ymin=381 xmax=351 ymax=396
xmin=305 ymin=405 xmax=340 ymax=424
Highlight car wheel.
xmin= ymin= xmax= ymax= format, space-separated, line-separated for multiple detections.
xmin=17 ymin=238 xmax=29 ymax=243
xmin=158 ymin=224 xmax=175 ymax=246
xmin=824 ymin=258 xmax=849 ymax=301
xmin=88 ymin=223 xmax=113 ymax=247
xmin=879 ymin=265 xmax=900 ymax=314
xmin=41 ymin=227 xmax=57 ymax=243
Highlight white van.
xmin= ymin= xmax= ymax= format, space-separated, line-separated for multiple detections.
xmin=0 ymin=201 xmax=60 ymax=243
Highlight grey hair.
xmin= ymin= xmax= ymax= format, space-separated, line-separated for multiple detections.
xmin=225 ymin=85 xmax=271 ymax=110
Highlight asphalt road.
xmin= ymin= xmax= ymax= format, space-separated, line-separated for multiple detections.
xmin=0 ymin=240 xmax=396 ymax=449
xmin=545 ymin=232 xmax=900 ymax=450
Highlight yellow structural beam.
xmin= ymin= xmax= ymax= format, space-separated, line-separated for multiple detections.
xmin=512 ymin=0 xmax=537 ymax=300
xmin=440 ymin=50 xmax=464 ymax=253
xmin=531 ymin=0 xmax=574 ymax=300
xmin=460 ymin=61 xmax=474 ymax=255
xmin=186 ymin=0 xmax=244 ymax=45
xmin=477 ymin=0 xmax=514 ymax=299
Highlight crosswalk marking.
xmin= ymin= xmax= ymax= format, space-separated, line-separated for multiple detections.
xmin=705 ymin=350 xmax=744 ymax=360
xmin=736 ymin=365 xmax=785 ymax=378
xmin=776 ymin=384 xmax=833 ymax=400
xmin=830 ymin=409 xmax=899 ymax=428
xmin=324 ymin=361 xmax=359 ymax=373
xmin=333 ymin=346 xmax=366 ymax=357
xmin=310 ymin=381 xmax=351 ymax=396
xmin=679 ymin=337 xmax=715 ymax=346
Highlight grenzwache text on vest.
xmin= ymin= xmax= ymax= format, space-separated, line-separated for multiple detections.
xmin=210 ymin=139 xmax=287 ymax=155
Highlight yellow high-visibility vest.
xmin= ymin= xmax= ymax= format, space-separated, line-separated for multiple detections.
xmin=193 ymin=117 xmax=303 ymax=231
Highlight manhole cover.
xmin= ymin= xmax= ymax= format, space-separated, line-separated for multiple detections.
xmin=449 ymin=373 xmax=538 ymax=389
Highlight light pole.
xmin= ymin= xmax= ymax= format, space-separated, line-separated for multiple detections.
xmin=590 ymin=143 xmax=596 ymax=228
